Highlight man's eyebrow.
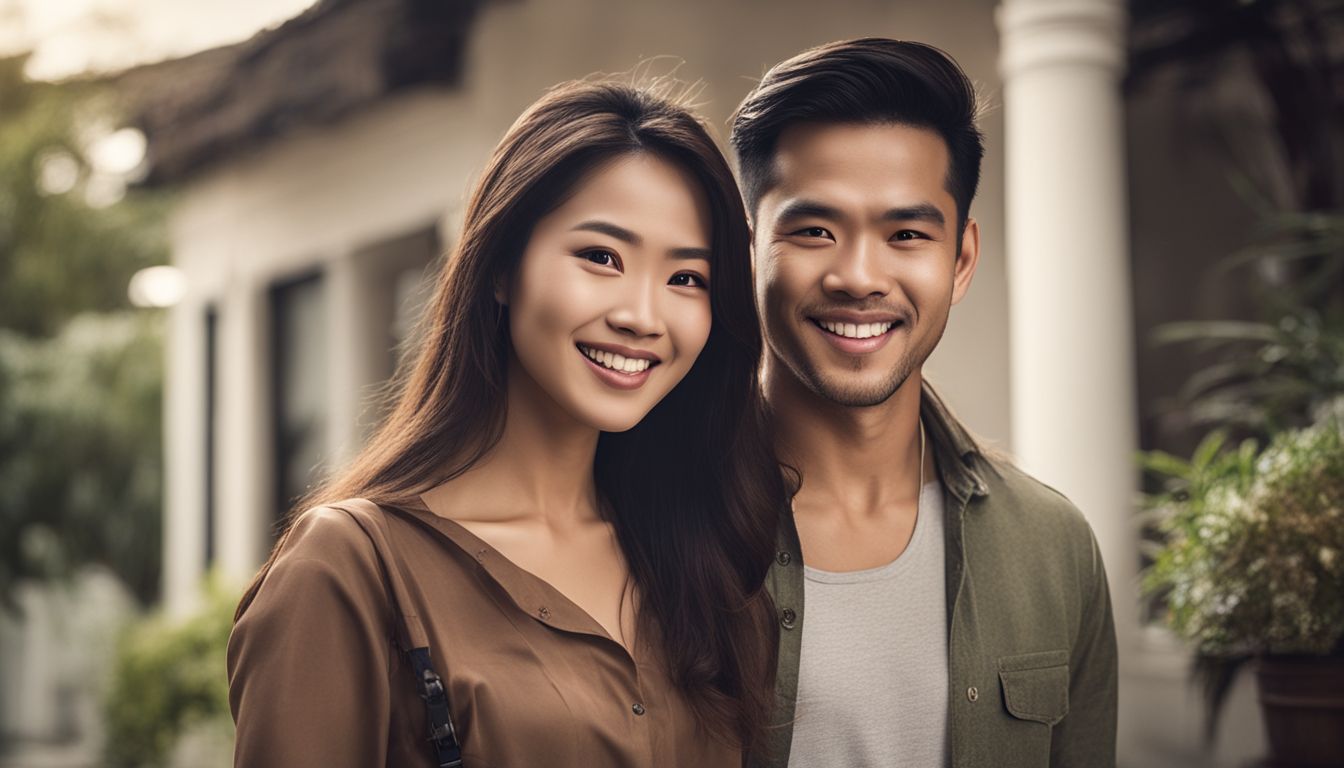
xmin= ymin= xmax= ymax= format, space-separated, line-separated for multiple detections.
xmin=571 ymin=220 xmax=641 ymax=245
xmin=775 ymin=199 xmax=844 ymax=223
xmin=880 ymin=203 xmax=946 ymax=228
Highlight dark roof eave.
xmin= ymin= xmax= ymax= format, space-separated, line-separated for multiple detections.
xmin=117 ymin=0 xmax=483 ymax=186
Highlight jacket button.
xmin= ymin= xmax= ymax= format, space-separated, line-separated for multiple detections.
xmin=780 ymin=608 xmax=797 ymax=630
xmin=632 ymin=703 xmax=646 ymax=716
xmin=776 ymin=551 xmax=792 ymax=566
xmin=538 ymin=606 xmax=551 ymax=620
xmin=967 ymin=686 xmax=979 ymax=702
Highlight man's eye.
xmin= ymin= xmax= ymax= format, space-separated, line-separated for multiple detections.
xmin=580 ymin=249 xmax=618 ymax=267
xmin=791 ymin=226 xmax=833 ymax=239
xmin=893 ymin=230 xmax=926 ymax=242
xmin=669 ymin=272 xmax=708 ymax=289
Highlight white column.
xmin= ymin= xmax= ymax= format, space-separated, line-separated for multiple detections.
xmin=163 ymin=296 xmax=206 ymax=618
xmin=997 ymin=0 xmax=1138 ymax=685
xmin=327 ymin=251 xmax=378 ymax=468
xmin=216 ymin=280 xmax=272 ymax=585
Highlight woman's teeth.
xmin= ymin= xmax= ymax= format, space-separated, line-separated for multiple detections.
xmin=579 ymin=345 xmax=652 ymax=373
xmin=817 ymin=320 xmax=897 ymax=339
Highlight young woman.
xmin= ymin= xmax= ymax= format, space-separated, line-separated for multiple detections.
xmin=227 ymin=80 xmax=785 ymax=767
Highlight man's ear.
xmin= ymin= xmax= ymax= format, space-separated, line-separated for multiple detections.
xmin=950 ymin=216 xmax=981 ymax=307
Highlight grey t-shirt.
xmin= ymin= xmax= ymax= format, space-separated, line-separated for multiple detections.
xmin=787 ymin=481 xmax=949 ymax=767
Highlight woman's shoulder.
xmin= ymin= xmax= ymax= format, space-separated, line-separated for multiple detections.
xmin=238 ymin=499 xmax=402 ymax=623
xmin=228 ymin=502 xmax=406 ymax=757
xmin=279 ymin=499 xmax=392 ymax=565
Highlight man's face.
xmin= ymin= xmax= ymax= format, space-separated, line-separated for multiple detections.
xmin=752 ymin=122 xmax=980 ymax=407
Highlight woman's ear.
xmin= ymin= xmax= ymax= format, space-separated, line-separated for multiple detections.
xmin=493 ymin=274 xmax=510 ymax=306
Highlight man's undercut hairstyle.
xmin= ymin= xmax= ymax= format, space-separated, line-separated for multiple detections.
xmin=730 ymin=38 xmax=985 ymax=228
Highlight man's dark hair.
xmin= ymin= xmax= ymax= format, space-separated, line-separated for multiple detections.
xmin=730 ymin=38 xmax=985 ymax=229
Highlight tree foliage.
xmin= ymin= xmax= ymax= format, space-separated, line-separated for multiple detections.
xmin=0 ymin=53 xmax=169 ymax=610
xmin=103 ymin=583 xmax=235 ymax=768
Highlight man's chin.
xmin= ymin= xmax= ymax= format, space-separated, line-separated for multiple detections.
xmin=802 ymin=370 xmax=910 ymax=408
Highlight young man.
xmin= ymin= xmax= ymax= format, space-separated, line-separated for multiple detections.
xmin=731 ymin=39 xmax=1117 ymax=767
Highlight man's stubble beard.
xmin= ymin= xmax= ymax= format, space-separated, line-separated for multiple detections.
xmin=771 ymin=332 xmax=928 ymax=409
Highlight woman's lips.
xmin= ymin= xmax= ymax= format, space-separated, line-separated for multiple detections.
xmin=576 ymin=344 xmax=656 ymax=390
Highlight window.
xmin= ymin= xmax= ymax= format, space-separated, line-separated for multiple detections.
xmin=204 ymin=305 xmax=218 ymax=566
xmin=269 ymin=272 xmax=327 ymax=523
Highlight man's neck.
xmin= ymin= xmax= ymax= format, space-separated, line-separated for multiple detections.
xmin=766 ymin=360 xmax=930 ymax=520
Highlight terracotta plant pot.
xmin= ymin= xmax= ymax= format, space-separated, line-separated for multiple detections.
xmin=1256 ymin=655 xmax=1344 ymax=767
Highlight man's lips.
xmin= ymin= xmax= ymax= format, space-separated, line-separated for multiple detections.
xmin=810 ymin=317 xmax=901 ymax=340
xmin=809 ymin=317 xmax=904 ymax=354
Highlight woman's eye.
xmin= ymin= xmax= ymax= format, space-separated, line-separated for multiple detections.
xmin=580 ymin=249 xmax=618 ymax=267
xmin=669 ymin=272 xmax=708 ymax=289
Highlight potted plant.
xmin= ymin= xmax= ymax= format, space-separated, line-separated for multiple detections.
xmin=1140 ymin=411 xmax=1344 ymax=767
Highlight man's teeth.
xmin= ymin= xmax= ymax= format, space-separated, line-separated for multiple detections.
xmin=579 ymin=345 xmax=652 ymax=373
xmin=817 ymin=320 xmax=896 ymax=339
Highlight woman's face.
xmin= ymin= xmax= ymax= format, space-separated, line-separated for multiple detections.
xmin=504 ymin=152 xmax=714 ymax=433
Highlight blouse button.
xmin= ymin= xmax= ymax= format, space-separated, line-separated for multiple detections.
xmin=780 ymin=608 xmax=797 ymax=630
xmin=632 ymin=703 xmax=646 ymax=716
xmin=776 ymin=551 xmax=792 ymax=566
xmin=538 ymin=606 xmax=551 ymax=620
xmin=967 ymin=686 xmax=979 ymax=702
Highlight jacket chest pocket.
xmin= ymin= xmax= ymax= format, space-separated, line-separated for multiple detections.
xmin=998 ymin=649 xmax=1070 ymax=727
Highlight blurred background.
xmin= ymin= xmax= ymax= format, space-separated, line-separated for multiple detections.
xmin=0 ymin=0 xmax=1341 ymax=766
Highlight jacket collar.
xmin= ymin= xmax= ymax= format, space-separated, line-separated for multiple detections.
xmin=920 ymin=380 xmax=990 ymax=505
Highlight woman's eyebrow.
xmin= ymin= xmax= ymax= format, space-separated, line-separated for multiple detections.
xmin=572 ymin=219 xmax=640 ymax=245
xmin=573 ymin=219 xmax=708 ymax=261
xmin=668 ymin=246 xmax=711 ymax=261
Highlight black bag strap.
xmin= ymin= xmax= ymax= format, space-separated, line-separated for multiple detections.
xmin=409 ymin=647 xmax=464 ymax=768
xmin=334 ymin=500 xmax=465 ymax=768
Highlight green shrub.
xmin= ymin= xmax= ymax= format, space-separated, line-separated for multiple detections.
xmin=103 ymin=584 xmax=235 ymax=768
xmin=1141 ymin=415 xmax=1344 ymax=656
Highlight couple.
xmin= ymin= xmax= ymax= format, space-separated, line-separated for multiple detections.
xmin=227 ymin=38 xmax=1117 ymax=768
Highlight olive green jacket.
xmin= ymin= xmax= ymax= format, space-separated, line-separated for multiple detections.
xmin=756 ymin=384 xmax=1118 ymax=768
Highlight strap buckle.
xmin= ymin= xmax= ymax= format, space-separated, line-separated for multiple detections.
xmin=409 ymin=648 xmax=464 ymax=768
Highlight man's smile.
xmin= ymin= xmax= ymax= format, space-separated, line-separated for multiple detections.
xmin=808 ymin=318 xmax=904 ymax=355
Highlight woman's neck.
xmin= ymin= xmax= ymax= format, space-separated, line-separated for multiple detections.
xmin=432 ymin=357 xmax=602 ymax=528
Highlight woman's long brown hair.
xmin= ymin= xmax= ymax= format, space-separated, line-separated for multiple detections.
xmin=235 ymin=80 xmax=784 ymax=750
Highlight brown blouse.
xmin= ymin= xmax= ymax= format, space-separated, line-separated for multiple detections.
xmin=227 ymin=493 xmax=740 ymax=768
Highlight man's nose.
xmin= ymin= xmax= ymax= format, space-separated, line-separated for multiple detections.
xmin=821 ymin=237 xmax=891 ymax=299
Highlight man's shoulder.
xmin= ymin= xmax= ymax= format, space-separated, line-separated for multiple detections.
xmin=972 ymin=456 xmax=1100 ymax=564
